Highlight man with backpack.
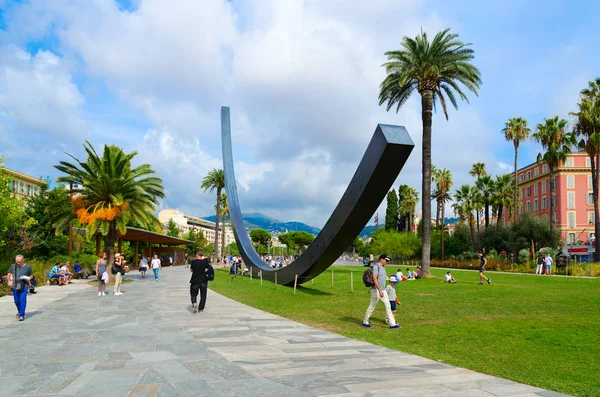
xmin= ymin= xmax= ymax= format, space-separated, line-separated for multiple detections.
xmin=190 ymin=251 xmax=213 ymax=314
xmin=362 ymin=254 xmax=401 ymax=329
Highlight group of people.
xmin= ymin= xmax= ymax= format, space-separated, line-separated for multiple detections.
xmin=138 ymin=254 xmax=163 ymax=281
xmin=536 ymin=253 xmax=553 ymax=275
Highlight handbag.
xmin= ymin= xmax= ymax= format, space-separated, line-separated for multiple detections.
xmin=111 ymin=264 xmax=119 ymax=275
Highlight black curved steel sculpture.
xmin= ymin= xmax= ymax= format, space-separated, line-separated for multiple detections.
xmin=222 ymin=106 xmax=414 ymax=285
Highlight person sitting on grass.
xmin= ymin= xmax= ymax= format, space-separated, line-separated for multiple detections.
xmin=415 ymin=266 xmax=423 ymax=279
xmin=406 ymin=268 xmax=415 ymax=280
xmin=385 ymin=275 xmax=400 ymax=323
xmin=395 ymin=268 xmax=404 ymax=281
xmin=49 ymin=262 xmax=67 ymax=286
xmin=444 ymin=271 xmax=457 ymax=284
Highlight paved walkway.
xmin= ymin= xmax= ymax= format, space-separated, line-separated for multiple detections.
xmin=0 ymin=267 xmax=569 ymax=397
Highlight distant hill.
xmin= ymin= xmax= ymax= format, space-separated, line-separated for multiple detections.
xmin=203 ymin=213 xmax=321 ymax=235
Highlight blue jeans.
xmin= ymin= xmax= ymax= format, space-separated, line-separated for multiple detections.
xmin=153 ymin=268 xmax=159 ymax=280
xmin=13 ymin=286 xmax=28 ymax=317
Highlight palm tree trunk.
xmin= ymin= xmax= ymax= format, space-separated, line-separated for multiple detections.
xmin=484 ymin=196 xmax=490 ymax=227
xmin=593 ymin=153 xmax=600 ymax=262
xmin=514 ymin=145 xmax=519 ymax=224
xmin=214 ymin=187 xmax=221 ymax=264
xmin=221 ymin=214 xmax=226 ymax=264
xmin=435 ymin=199 xmax=441 ymax=227
xmin=421 ymin=90 xmax=434 ymax=276
xmin=497 ymin=206 xmax=504 ymax=228
xmin=549 ymin=167 xmax=555 ymax=248
xmin=469 ymin=217 xmax=476 ymax=249
xmin=441 ymin=193 xmax=445 ymax=261
xmin=104 ymin=223 xmax=117 ymax=281
xmin=406 ymin=209 xmax=411 ymax=233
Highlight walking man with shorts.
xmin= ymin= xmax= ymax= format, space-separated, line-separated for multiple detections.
xmin=363 ymin=254 xmax=401 ymax=329
xmin=478 ymin=251 xmax=491 ymax=285
xmin=190 ymin=252 xmax=210 ymax=313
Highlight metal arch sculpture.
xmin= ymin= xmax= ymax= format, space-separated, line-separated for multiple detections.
xmin=221 ymin=106 xmax=414 ymax=285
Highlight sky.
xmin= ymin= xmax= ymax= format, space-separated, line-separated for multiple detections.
xmin=0 ymin=0 xmax=599 ymax=229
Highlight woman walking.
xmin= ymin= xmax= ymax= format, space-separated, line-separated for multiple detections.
xmin=95 ymin=252 xmax=107 ymax=296
xmin=114 ymin=253 xmax=124 ymax=295
xmin=139 ymin=256 xmax=148 ymax=279
xmin=151 ymin=254 xmax=161 ymax=282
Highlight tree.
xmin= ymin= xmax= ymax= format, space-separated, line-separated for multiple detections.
xmin=166 ymin=219 xmax=179 ymax=237
xmin=0 ymin=159 xmax=31 ymax=254
xmin=384 ymin=189 xmax=399 ymax=231
xmin=431 ymin=167 xmax=453 ymax=260
xmin=571 ymin=77 xmax=600 ymax=261
xmin=491 ymin=174 xmax=515 ymax=227
xmin=475 ymin=174 xmax=494 ymax=228
xmin=371 ymin=230 xmax=421 ymax=260
xmin=217 ymin=193 xmax=230 ymax=260
xmin=183 ymin=228 xmax=211 ymax=256
xmin=502 ymin=117 xmax=531 ymax=223
xmin=201 ymin=168 xmax=225 ymax=263
xmin=469 ymin=162 xmax=486 ymax=233
xmin=379 ymin=29 xmax=481 ymax=275
xmin=53 ymin=142 xmax=165 ymax=269
xmin=398 ymin=185 xmax=419 ymax=233
xmin=277 ymin=232 xmax=294 ymax=254
xmin=226 ymin=242 xmax=240 ymax=256
xmin=290 ymin=231 xmax=315 ymax=252
xmin=453 ymin=184 xmax=480 ymax=250
xmin=249 ymin=228 xmax=271 ymax=253
xmin=532 ymin=117 xmax=576 ymax=248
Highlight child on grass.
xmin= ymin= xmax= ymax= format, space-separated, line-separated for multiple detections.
xmin=385 ymin=276 xmax=400 ymax=322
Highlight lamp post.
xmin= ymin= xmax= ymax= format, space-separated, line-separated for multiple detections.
xmin=69 ymin=182 xmax=73 ymax=261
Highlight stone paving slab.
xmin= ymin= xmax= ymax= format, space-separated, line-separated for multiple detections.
xmin=0 ymin=267 xmax=572 ymax=396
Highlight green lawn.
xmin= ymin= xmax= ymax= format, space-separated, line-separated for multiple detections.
xmin=210 ymin=266 xmax=600 ymax=397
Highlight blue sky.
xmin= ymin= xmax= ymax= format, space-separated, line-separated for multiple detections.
xmin=0 ymin=0 xmax=598 ymax=227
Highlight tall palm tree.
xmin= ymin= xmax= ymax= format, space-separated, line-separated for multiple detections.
xmin=434 ymin=168 xmax=453 ymax=260
xmin=379 ymin=29 xmax=481 ymax=275
xmin=532 ymin=117 xmax=577 ymax=248
xmin=571 ymin=77 xmax=600 ymax=261
xmin=453 ymin=184 xmax=480 ymax=249
xmin=399 ymin=185 xmax=419 ymax=233
xmin=219 ymin=193 xmax=230 ymax=261
xmin=54 ymin=142 xmax=165 ymax=269
xmin=491 ymin=174 xmax=515 ymax=226
xmin=469 ymin=162 xmax=486 ymax=233
xmin=476 ymin=174 xmax=494 ymax=228
xmin=502 ymin=117 xmax=531 ymax=223
xmin=201 ymin=168 xmax=225 ymax=263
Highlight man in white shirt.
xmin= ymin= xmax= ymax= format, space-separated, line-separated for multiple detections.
xmin=395 ymin=268 xmax=403 ymax=280
xmin=545 ymin=254 xmax=553 ymax=275
xmin=151 ymin=254 xmax=161 ymax=282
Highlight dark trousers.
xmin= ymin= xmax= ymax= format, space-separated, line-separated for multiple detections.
xmin=13 ymin=286 xmax=28 ymax=317
xmin=190 ymin=282 xmax=207 ymax=310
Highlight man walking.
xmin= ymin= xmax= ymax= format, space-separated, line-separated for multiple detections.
xmin=190 ymin=252 xmax=211 ymax=313
xmin=151 ymin=254 xmax=161 ymax=282
xmin=7 ymin=255 xmax=34 ymax=321
xmin=363 ymin=254 xmax=400 ymax=329
xmin=545 ymin=254 xmax=553 ymax=275
xmin=478 ymin=251 xmax=491 ymax=285
xmin=536 ymin=254 xmax=544 ymax=275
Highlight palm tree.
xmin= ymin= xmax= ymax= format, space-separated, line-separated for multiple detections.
xmin=219 ymin=193 xmax=230 ymax=261
xmin=502 ymin=117 xmax=531 ymax=223
xmin=491 ymin=174 xmax=515 ymax=226
xmin=469 ymin=162 xmax=486 ymax=233
xmin=476 ymin=174 xmax=494 ymax=228
xmin=532 ymin=117 xmax=577 ymax=248
xmin=453 ymin=184 xmax=480 ymax=249
xmin=379 ymin=29 xmax=481 ymax=275
xmin=54 ymin=142 xmax=165 ymax=269
xmin=433 ymin=168 xmax=453 ymax=260
xmin=201 ymin=168 xmax=225 ymax=264
xmin=399 ymin=185 xmax=419 ymax=233
xmin=571 ymin=78 xmax=600 ymax=261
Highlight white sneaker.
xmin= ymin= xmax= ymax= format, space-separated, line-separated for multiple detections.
xmin=102 ymin=292 xmax=106 ymax=296
xmin=114 ymin=292 xmax=119 ymax=295
xmin=118 ymin=292 xmax=123 ymax=295
xmin=98 ymin=292 xmax=102 ymax=296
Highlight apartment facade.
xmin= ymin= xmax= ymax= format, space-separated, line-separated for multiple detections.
xmin=2 ymin=167 xmax=46 ymax=200
xmin=515 ymin=153 xmax=596 ymax=249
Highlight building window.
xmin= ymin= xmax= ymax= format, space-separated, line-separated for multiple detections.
xmin=568 ymin=212 xmax=576 ymax=228
xmin=542 ymin=181 xmax=546 ymax=194
xmin=534 ymin=199 xmax=538 ymax=210
xmin=586 ymin=157 xmax=591 ymax=167
xmin=590 ymin=175 xmax=594 ymax=189
xmin=19 ymin=182 xmax=24 ymax=193
xmin=534 ymin=168 xmax=539 ymax=176
xmin=543 ymin=164 xmax=547 ymax=173
xmin=567 ymin=192 xmax=575 ymax=209
xmin=542 ymin=197 xmax=547 ymax=209
xmin=526 ymin=171 xmax=531 ymax=179
xmin=26 ymin=185 xmax=31 ymax=196
xmin=34 ymin=187 xmax=39 ymax=196
xmin=588 ymin=192 xmax=594 ymax=205
xmin=590 ymin=211 xmax=596 ymax=224
xmin=521 ymin=204 xmax=524 ymax=214
xmin=533 ymin=184 xmax=538 ymax=196
xmin=567 ymin=232 xmax=577 ymax=244
xmin=567 ymin=175 xmax=575 ymax=189
xmin=552 ymin=195 xmax=556 ymax=207
xmin=526 ymin=202 xmax=530 ymax=212
xmin=566 ymin=158 xmax=574 ymax=167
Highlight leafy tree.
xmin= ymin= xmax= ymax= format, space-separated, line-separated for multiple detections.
xmin=166 ymin=218 xmax=179 ymax=237
xmin=0 ymin=159 xmax=30 ymax=253
xmin=453 ymin=184 xmax=481 ymax=250
xmin=201 ymin=168 xmax=224 ymax=263
xmin=226 ymin=242 xmax=240 ymax=256
xmin=398 ymin=185 xmax=419 ymax=232
xmin=475 ymin=174 xmax=494 ymax=228
xmin=277 ymin=232 xmax=294 ymax=254
xmin=508 ymin=214 xmax=560 ymax=254
xmin=53 ymin=142 xmax=165 ymax=269
xmin=351 ymin=236 xmax=364 ymax=254
xmin=384 ymin=189 xmax=399 ymax=231
xmin=431 ymin=167 xmax=453 ymax=260
xmin=379 ymin=29 xmax=481 ymax=275
xmin=532 ymin=117 xmax=576 ymax=248
xmin=217 ymin=193 xmax=230 ymax=263
xmin=491 ymin=174 xmax=515 ymax=227
xmin=249 ymin=228 xmax=271 ymax=253
xmin=371 ymin=230 xmax=421 ymax=261
xmin=183 ymin=228 xmax=211 ymax=256
xmin=469 ymin=162 xmax=486 ymax=233
xmin=502 ymin=117 xmax=531 ymax=223
xmin=290 ymin=231 xmax=315 ymax=252
xmin=571 ymin=77 xmax=600 ymax=261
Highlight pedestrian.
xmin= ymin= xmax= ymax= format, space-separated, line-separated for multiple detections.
xmin=385 ymin=275 xmax=400 ymax=322
xmin=362 ymin=254 xmax=401 ymax=329
xmin=151 ymin=254 xmax=161 ymax=282
xmin=478 ymin=251 xmax=491 ymax=285
xmin=7 ymin=255 xmax=34 ymax=321
xmin=536 ymin=254 xmax=544 ymax=275
xmin=95 ymin=252 xmax=107 ymax=296
xmin=113 ymin=253 xmax=124 ymax=295
xmin=545 ymin=254 xmax=553 ymax=275
xmin=189 ymin=252 xmax=211 ymax=313
xmin=169 ymin=255 xmax=173 ymax=267
xmin=139 ymin=256 xmax=148 ymax=279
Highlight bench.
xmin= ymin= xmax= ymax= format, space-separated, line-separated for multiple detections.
xmin=73 ymin=269 xmax=90 ymax=279
xmin=45 ymin=270 xmax=61 ymax=285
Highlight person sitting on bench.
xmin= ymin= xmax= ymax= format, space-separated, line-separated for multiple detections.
xmin=73 ymin=261 xmax=89 ymax=279
xmin=49 ymin=262 xmax=67 ymax=286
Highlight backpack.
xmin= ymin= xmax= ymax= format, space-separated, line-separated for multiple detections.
xmin=362 ymin=264 xmax=377 ymax=287
xmin=206 ymin=264 xmax=215 ymax=281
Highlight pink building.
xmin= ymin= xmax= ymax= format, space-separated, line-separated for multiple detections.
xmin=514 ymin=152 xmax=596 ymax=248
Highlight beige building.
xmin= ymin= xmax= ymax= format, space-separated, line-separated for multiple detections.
xmin=158 ymin=209 xmax=235 ymax=255
xmin=3 ymin=167 xmax=46 ymax=200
